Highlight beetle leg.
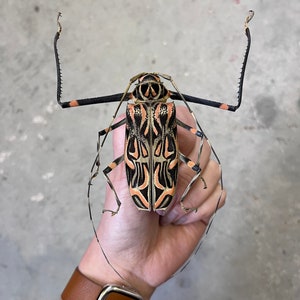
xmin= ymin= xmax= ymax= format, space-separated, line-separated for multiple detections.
xmin=169 ymin=11 xmax=254 ymax=112
xmin=54 ymin=13 xmax=129 ymax=109
xmin=97 ymin=118 xmax=126 ymax=153
xmin=102 ymin=155 xmax=124 ymax=216
xmin=88 ymin=118 xmax=127 ymax=224
xmin=87 ymin=153 xmax=128 ymax=282
xmin=176 ymin=118 xmax=204 ymax=138
xmin=176 ymin=116 xmax=205 ymax=174
xmin=179 ymin=152 xmax=207 ymax=213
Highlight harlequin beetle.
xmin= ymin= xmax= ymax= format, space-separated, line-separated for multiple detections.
xmin=54 ymin=11 xmax=254 ymax=216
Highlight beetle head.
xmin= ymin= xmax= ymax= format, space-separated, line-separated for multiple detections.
xmin=133 ymin=73 xmax=169 ymax=102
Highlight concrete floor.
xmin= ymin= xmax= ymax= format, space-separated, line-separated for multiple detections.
xmin=1 ymin=0 xmax=299 ymax=299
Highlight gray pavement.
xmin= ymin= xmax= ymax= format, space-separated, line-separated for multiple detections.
xmin=1 ymin=0 xmax=299 ymax=299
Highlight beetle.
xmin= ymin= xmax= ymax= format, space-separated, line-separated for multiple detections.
xmin=54 ymin=11 xmax=254 ymax=216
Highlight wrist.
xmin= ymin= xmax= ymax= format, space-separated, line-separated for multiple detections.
xmin=61 ymin=267 xmax=145 ymax=300
xmin=79 ymin=237 xmax=155 ymax=300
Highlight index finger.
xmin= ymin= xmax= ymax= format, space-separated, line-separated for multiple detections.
xmin=176 ymin=106 xmax=211 ymax=175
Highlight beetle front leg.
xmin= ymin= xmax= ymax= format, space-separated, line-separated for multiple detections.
xmin=54 ymin=13 xmax=129 ymax=109
xmin=170 ymin=10 xmax=254 ymax=112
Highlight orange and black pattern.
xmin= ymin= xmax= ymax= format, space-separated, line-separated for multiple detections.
xmin=125 ymin=102 xmax=178 ymax=211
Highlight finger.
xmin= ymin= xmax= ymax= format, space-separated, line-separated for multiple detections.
xmin=102 ymin=115 xmax=133 ymax=214
xmin=174 ymin=185 xmax=226 ymax=225
xmin=176 ymin=138 xmax=211 ymax=196
xmin=176 ymin=105 xmax=212 ymax=193
xmin=102 ymin=118 xmax=156 ymax=230
xmin=161 ymin=160 xmax=222 ymax=224
xmin=179 ymin=160 xmax=221 ymax=210
xmin=176 ymin=106 xmax=200 ymax=157
xmin=112 ymin=114 xmax=126 ymax=159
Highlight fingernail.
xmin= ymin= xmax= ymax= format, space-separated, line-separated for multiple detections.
xmin=174 ymin=215 xmax=188 ymax=225
xmin=160 ymin=210 xmax=179 ymax=225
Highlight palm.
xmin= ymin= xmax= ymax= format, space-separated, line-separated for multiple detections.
xmin=80 ymin=107 xmax=225 ymax=298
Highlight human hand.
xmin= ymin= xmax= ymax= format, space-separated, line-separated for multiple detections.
xmin=79 ymin=106 xmax=226 ymax=299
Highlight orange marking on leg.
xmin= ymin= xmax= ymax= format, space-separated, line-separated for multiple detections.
xmin=187 ymin=161 xmax=195 ymax=169
xmin=220 ymin=103 xmax=229 ymax=110
xmin=190 ymin=128 xmax=197 ymax=135
xmin=69 ymin=100 xmax=79 ymax=107
xmin=108 ymin=161 xmax=117 ymax=170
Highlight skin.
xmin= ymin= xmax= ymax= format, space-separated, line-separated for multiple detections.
xmin=78 ymin=106 xmax=226 ymax=299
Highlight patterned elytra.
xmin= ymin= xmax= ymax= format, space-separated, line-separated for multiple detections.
xmin=125 ymin=101 xmax=178 ymax=211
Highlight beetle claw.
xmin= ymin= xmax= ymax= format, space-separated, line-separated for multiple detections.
xmin=180 ymin=202 xmax=198 ymax=214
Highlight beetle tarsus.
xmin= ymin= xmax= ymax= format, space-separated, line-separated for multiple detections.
xmin=180 ymin=202 xmax=198 ymax=214
xmin=57 ymin=12 xmax=62 ymax=34
xmin=201 ymin=176 xmax=207 ymax=189
xmin=245 ymin=10 xmax=254 ymax=29
xmin=102 ymin=207 xmax=120 ymax=216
